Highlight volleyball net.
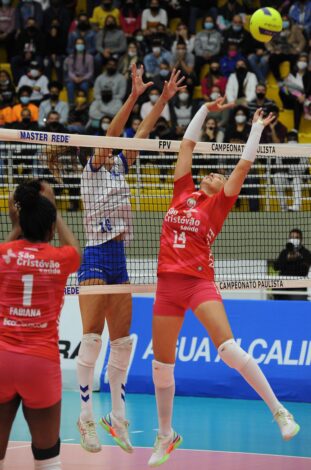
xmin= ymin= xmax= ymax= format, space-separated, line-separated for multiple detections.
xmin=0 ymin=128 xmax=311 ymax=295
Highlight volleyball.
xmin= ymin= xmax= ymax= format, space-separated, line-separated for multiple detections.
xmin=250 ymin=7 xmax=282 ymax=43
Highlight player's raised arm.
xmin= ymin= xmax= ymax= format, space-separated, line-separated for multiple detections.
xmin=174 ymin=97 xmax=233 ymax=181
xmin=224 ymin=109 xmax=275 ymax=197
xmin=6 ymin=194 xmax=22 ymax=242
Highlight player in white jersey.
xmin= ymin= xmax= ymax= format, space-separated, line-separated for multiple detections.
xmin=76 ymin=65 xmax=186 ymax=453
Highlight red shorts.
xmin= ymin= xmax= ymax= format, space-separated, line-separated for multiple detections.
xmin=154 ymin=272 xmax=222 ymax=317
xmin=0 ymin=350 xmax=61 ymax=409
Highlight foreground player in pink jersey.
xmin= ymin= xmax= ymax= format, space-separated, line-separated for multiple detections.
xmin=148 ymin=99 xmax=300 ymax=467
xmin=0 ymin=181 xmax=80 ymax=470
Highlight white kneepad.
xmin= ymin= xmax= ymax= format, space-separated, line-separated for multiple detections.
xmin=152 ymin=360 xmax=175 ymax=389
xmin=218 ymin=339 xmax=250 ymax=371
xmin=77 ymin=333 xmax=102 ymax=368
xmin=108 ymin=336 xmax=132 ymax=371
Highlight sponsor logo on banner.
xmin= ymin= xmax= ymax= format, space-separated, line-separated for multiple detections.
xmin=20 ymin=130 xmax=71 ymax=144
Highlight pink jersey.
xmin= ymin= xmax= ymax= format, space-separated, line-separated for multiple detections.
xmin=158 ymin=173 xmax=238 ymax=280
xmin=0 ymin=239 xmax=80 ymax=363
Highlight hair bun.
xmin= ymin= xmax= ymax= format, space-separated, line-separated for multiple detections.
xmin=14 ymin=181 xmax=41 ymax=211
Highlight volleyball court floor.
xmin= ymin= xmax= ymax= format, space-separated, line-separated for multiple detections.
xmin=6 ymin=391 xmax=311 ymax=469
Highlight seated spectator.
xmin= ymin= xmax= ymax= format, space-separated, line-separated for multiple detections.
xmin=202 ymin=117 xmax=224 ymax=143
xmin=12 ymin=106 xmax=39 ymax=130
xmin=140 ymin=87 xmax=170 ymax=122
xmin=151 ymin=24 xmax=173 ymax=52
xmin=289 ymin=0 xmax=311 ymax=38
xmin=94 ymin=15 xmax=127 ymax=74
xmin=12 ymin=85 xmax=39 ymax=122
xmin=0 ymin=0 xmax=15 ymax=60
xmin=171 ymin=23 xmax=195 ymax=54
xmin=67 ymin=89 xmax=89 ymax=133
xmin=11 ymin=107 xmax=39 ymax=178
xmin=44 ymin=22 xmax=67 ymax=83
xmin=201 ymin=60 xmax=227 ymax=99
xmin=67 ymin=12 xmax=97 ymax=56
xmin=170 ymin=39 xmax=195 ymax=77
xmin=143 ymin=39 xmax=172 ymax=78
xmin=133 ymin=29 xmax=149 ymax=57
xmin=120 ymin=0 xmax=141 ymax=38
xmin=118 ymin=42 xmax=142 ymax=81
xmin=11 ymin=17 xmax=45 ymax=84
xmin=87 ymin=114 xmax=112 ymax=135
xmin=43 ymin=0 xmax=71 ymax=38
xmin=15 ymin=0 xmax=43 ymax=33
xmin=247 ymin=83 xmax=276 ymax=122
xmin=89 ymin=87 xmax=122 ymax=123
xmin=43 ymin=109 xmax=67 ymax=133
xmin=39 ymin=81 xmax=69 ymax=127
xmin=216 ymin=0 xmax=244 ymax=30
xmin=203 ymin=85 xmax=230 ymax=127
xmin=194 ymin=15 xmax=222 ymax=80
xmin=65 ymin=37 xmax=94 ymax=105
xmin=17 ymin=61 xmax=49 ymax=105
xmin=94 ymin=58 xmax=126 ymax=102
xmin=279 ymin=54 xmax=311 ymax=131
xmin=223 ymin=14 xmax=246 ymax=51
xmin=152 ymin=61 xmax=171 ymax=92
xmin=124 ymin=115 xmax=142 ymax=138
xmin=225 ymin=59 xmax=258 ymax=104
xmin=274 ymin=130 xmax=309 ymax=212
xmin=261 ymin=104 xmax=288 ymax=144
xmin=266 ymin=15 xmax=306 ymax=83
xmin=220 ymin=42 xmax=245 ymax=78
xmin=90 ymin=0 xmax=120 ymax=29
xmin=248 ymin=45 xmax=269 ymax=84
xmin=171 ymin=88 xmax=197 ymax=139
xmin=0 ymin=70 xmax=15 ymax=108
xmin=141 ymin=0 xmax=168 ymax=33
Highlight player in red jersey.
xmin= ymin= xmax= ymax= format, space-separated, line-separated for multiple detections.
xmin=0 ymin=180 xmax=80 ymax=470
xmin=148 ymin=99 xmax=300 ymax=467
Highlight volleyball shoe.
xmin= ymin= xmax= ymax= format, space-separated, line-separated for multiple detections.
xmin=77 ymin=418 xmax=101 ymax=453
xmin=274 ymin=407 xmax=300 ymax=440
xmin=148 ymin=430 xmax=183 ymax=467
xmin=99 ymin=413 xmax=133 ymax=453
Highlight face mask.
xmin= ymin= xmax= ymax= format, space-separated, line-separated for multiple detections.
xmin=232 ymin=25 xmax=242 ymax=32
xmin=22 ymin=117 xmax=31 ymax=124
xmin=228 ymin=50 xmax=237 ymax=58
xmin=136 ymin=35 xmax=143 ymax=42
xmin=102 ymin=2 xmax=112 ymax=9
xmin=282 ymin=20 xmax=290 ymax=29
xmin=256 ymin=92 xmax=265 ymax=100
xmin=150 ymin=6 xmax=159 ymax=12
xmin=210 ymin=67 xmax=220 ymax=74
xmin=210 ymin=92 xmax=220 ymax=100
xmin=91 ymin=119 xmax=99 ymax=128
xmin=159 ymin=69 xmax=169 ymax=77
xmin=288 ymin=238 xmax=301 ymax=248
xmin=106 ymin=67 xmax=116 ymax=75
xmin=27 ymin=26 xmax=37 ymax=34
xmin=20 ymin=96 xmax=30 ymax=104
xmin=235 ymin=115 xmax=246 ymax=124
xmin=101 ymin=122 xmax=110 ymax=131
xmin=106 ymin=23 xmax=116 ymax=29
xmin=128 ymin=50 xmax=137 ymax=57
xmin=152 ymin=47 xmax=161 ymax=55
xmin=29 ymin=69 xmax=40 ymax=78
xmin=204 ymin=22 xmax=214 ymax=30
xmin=149 ymin=94 xmax=158 ymax=103
xmin=297 ymin=61 xmax=307 ymax=70
xmin=101 ymin=90 xmax=112 ymax=102
xmin=50 ymin=93 xmax=59 ymax=100
xmin=1 ymin=0 xmax=11 ymax=5
xmin=78 ymin=22 xmax=89 ymax=31
xmin=288 ymin=140 xmax=298 ymax=144
xmin=179 ymin=92 xmax=189 ymax=102
xmin=76 ymin=44 xmax=85 ymax=52
xmin=75 ymin=96 xmax=86 ymax=105
xmin=48 ymin=122 xmax=60 ymax=131
xmin=0 ymin=79 xmax=9 ymax=85
xmin=236 ymin=66 xmax=247 ymax=75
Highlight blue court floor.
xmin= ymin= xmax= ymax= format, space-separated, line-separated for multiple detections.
xmin=9 ymin=391 xmax=311 ymax=460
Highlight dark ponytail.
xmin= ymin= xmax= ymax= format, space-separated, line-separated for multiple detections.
xmin=14 ymin=180 xmax=57 ymax=242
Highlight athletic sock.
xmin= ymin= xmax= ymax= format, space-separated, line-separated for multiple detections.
xmin=155 ymin=384 xmax=175 ymax=436
xmin=239 ymin=356 xmax=282 ymax=415
xmin=108 ymin=336 xmax=132 ymax=420
xmin=34 ymin=456 xmax=62 ymax=469
xmin=77 ymin=333 xmax=102 ymax=422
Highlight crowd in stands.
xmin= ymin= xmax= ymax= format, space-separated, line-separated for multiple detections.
xmin=0 ymin=0 xmax=310 ymax=211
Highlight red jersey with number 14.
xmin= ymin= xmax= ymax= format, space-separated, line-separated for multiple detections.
xmin=158 ymin=173 xmax=238 ymax=280
xmin=0 ymin=239 xmax=80 ymax=363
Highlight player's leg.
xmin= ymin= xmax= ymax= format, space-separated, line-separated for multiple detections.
xmin=77 ymin=282 xmax=107 ymax=453
xmin=23 ymin=401 xmax=62 ymax=470
xmin=0 ymin=395 xmax=21 ymax=465
xmin=99 ymin=292 xmax=133 ymax=453
xmin=194 ymin=300 xmax=300 ymax=440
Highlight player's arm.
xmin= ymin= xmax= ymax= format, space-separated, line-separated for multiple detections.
xmin=6 ymin=194 xmax=22 ymax=242
xmin=174 ymin=98 xmax=233 ymax=181
xmin=125 ymin=68 xmax=186 ymax=167
xmin=92 ymin=64 xmax=153 ymax=169
xmin=224 ymin=109 xmax=275 ymax=197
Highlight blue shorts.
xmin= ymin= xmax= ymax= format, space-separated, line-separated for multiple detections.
xmin=78 ymin=240 xmax=129 ymax=284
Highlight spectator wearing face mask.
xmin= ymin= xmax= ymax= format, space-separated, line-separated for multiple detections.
xmin=273 ymin=228 xmax=311 ymax=300
xmin=12 ymin=106 xmax=38 ymax=130
xmin=247 ymin=83 xmax=276 ymax=122
xmin=144 ymin=39 xmax=172 ymax=78
xmin=94 ymin=57 xmax=126 ymax=104
xmin=152 ymin=61 xmax=171 ymax=92
xmin=141 ymin=0 xmax=168 ymax=32
xmin=90 ymin=0 xmax=120 ymax=29
xmin=87 ymin=114 xmax=112 ymax=136
xmin=201 ymin=61 xmax=227 ymax=100
xmin=171 ymin=89 xmax=198 ymax=139
xmin=261 ymin=104 xmax=288 ymax=144
xmin=219 ymin=43 xmax=245 ymax=78
xmin=124 ymin=115 xmax=142 ymax=138
xmin=95 ymin=15 xmax=127 ymax=74
xmin=17 ymin=61 xmax=49 ymax=105
xmin=289 ymin=0 xmax=311 ymax=38
xmin=118 ymin=42 xmax=141 ymax=80
xmin=67 ymin=12 xmax=97 ymax=56
xmin=172 ymin=23 xmax=195 ymax=55
xmin=43 ymin=0 xmax=71 ymax=38
xmin=89 ymin=86 xmax=123 ymax=124
xmin=44 ymin=23 xmax=67 ymax=83
xmin=15 ymin=0 xmax=43 ymax=33
xmin=120 ymin=0 xmax=141 ymax=37
xmin=0 ymin=70 xmax=15 ymax=109
xmin=170 ymin=39 xmax=195 ymax=77
xmin=193 ymin=15 xmax=222 ymax=81
xmin=39 ymin=81 xmax=69 ymax=127
xmin=12 ymin=85 xmax=39 ymax=123
xmin=67 ymin=89 xmax=89 ymax=133
xmin=223 ymin=14 xmax=246 ymax=51
xmin=65 ymin=37 xmax=94 ymax=106
xmin=203 ymin=85 xmax=230 ymax=127
xmin=225 ymin=59 xmax=258 ymax=105
xmin=140 ymin=87 xmax=171 ymax=122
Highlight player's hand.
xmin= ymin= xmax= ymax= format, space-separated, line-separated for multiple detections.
xmin=206 ymin=96 xmax=234 ymax=112
xmin=253 ymin=108 xmax=275 ymax=126
xmin=8 ymin=193 xmax=19 ymax=226
xmin=40 ymin=181 xmax=56 ymax=206
xmin=130 ymin=63 xmax=153 ymax=98
xmin=161 ymin=68 xmax=186 ymax=101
